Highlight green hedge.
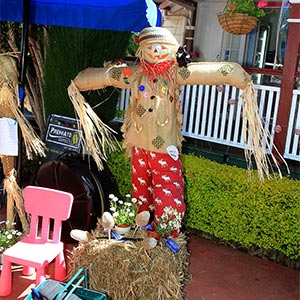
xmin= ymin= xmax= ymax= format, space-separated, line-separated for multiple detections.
xmin=106 ymin=149 xmax=132 ymax=197
xmin=182 ymin=154 xmax=300 ymax=260
xmin=107 ymin=149 xmax=300 ymax=260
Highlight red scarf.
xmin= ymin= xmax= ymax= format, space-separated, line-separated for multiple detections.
xmin=139 ymin=60 xmax=175 ymax=80
xmin=138 ymin=60 xmax=178 ymax=102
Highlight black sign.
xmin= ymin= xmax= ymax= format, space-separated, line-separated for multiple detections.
xmin=44 ymin=114 xmax=81 ymax=160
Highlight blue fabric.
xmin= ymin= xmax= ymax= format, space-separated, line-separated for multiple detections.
xmin=0 ymin=0 xmax=161 ymax=31
xmin=18 ymin=86 xmax=25 ymax=102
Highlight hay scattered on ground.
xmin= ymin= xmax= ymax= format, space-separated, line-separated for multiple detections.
xmin=69 ymin=224 xmax=190 ymax=300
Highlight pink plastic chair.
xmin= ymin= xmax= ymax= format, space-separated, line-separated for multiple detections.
xmin=0 ymin=185 xmax=74 ymax=296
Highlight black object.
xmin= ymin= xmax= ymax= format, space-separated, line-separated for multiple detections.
xmin=34 ymin=155 xmax=113 ymax=243
xmin=176 ymin=45 xmax=192 ymax=67
xmin=0 ymin=183 xmax=6 ymax=208
xmin=41 ymin=114 xmax=81 ymax=164
xmin=34 ymin=114 xmax=115 ymax=243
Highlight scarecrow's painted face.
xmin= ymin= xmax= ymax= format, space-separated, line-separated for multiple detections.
xmin=142 ymin=42 xmax=177 ymax=63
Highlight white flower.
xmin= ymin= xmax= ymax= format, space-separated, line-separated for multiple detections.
xmin=109 ymin=194 xmax=115 ymax=199
xmin=164 ymin=206 xmax=172 ymax=214
xmin=108 ymin=194 xmax=137 ymax=225
xmin=0 ymin=221 xmax=23 ymax=250
xmin=132 ymin=198 xmax=137 ymax=203
xmin=154 ymin=206 xmax=183 ymax=235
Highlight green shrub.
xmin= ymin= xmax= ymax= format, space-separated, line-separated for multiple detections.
xmin=106 ymin=148 xmax=131 ymax=197
xmin=182 ymin=154 xmax=300 ymax=260
xmin=106 ymin=150 xmax=300 ymax=260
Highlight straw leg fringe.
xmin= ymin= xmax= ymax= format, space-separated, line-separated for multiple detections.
xmin=3 ymin=169 xmax=29 ymax=233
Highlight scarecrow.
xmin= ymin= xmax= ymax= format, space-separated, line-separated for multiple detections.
xmin=0 ymin=54 xmax=45 ymax=232
xmin=68 ymin=27 xmax=281 ymax=238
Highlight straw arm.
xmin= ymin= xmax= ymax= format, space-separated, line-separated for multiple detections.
xmin=73 ymin=66 xmax=134 ymax=91
xmin=177 ymin=62 xmax=251 ymax=90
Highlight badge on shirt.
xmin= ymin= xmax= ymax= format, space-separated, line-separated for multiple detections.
xmin=167 ymin=145 xmax=179 ymax=161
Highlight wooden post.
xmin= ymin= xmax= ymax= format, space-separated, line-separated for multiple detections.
xmin=1 ymin=156 xmax=16 ymax=227
xmin=274 ymin=3 xmax=300 ymax=159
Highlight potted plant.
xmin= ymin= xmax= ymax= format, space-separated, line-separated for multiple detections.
xmin=0 ymin=221 xmax=22 ymax=264
xmin=218 ymin=0 xmax=267 ymax=35
xmin=109 ymin=194 xmax=137 ymax=234
xmin=148 ymin=206 xmax=182 ymax=239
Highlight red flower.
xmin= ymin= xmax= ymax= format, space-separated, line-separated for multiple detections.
xmin=257 ymin=1 xmax=267 ymax=9
xmin=229 ymin=4 xmax=236 ymax=10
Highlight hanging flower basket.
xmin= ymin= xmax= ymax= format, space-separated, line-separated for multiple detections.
xmin=217 ymin=12 xmax=258 ymax=35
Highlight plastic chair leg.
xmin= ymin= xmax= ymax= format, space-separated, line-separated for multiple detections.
xmin=54 ymin=251 xmax=67 ymax=282
xmin=36 ymin=266 xmax=46 ymax=285
xmin=23 ymin=265 xmax=35 ymax=276
xmin=0 ymin=259 xmax=13 ymax=296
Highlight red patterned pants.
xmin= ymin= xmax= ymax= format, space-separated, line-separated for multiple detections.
xmin=131 ymin=147 xmax=186 ymax=237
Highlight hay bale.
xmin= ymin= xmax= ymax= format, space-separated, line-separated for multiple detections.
xmin=68 ymin=226 xmax=190 ymax=300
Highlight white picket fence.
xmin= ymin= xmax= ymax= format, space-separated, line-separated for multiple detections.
xmin=115 ymin=84 xmax=300 ymax=162
xmin=285 ymin=89 xmax=300 ymax=161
